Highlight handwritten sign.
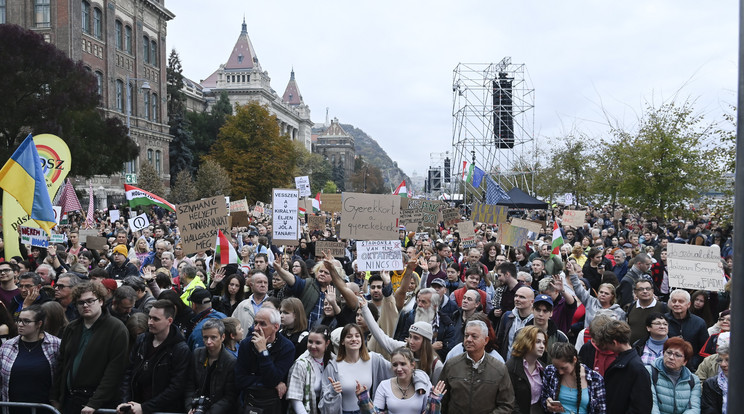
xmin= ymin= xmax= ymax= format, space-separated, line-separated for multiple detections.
xmin=471 ymin=202 xmax=508 ymax=225
xmin=315 ymin=241 xmax=346 ymax=257
xmin=405 ymin=199 xmax=442 ymax=228
xmin=230 ymin=198 xmax=249 ymax=213
xmin=497 ymin=223 xmax=531 ymax=248
xmin=252 ymin=201 xmax=266 ymax=218
xmin=320 ymin=194 xmax=342 ymax=213
xmin=457 ymin=221 xmax=476 ymax=248
xmin=356 ymin=240 xmax=404 ymax=271
xmin=399 ymin=208 xmax=423 ymax=231
xmin=295 ymin=176 xmax=311 ymax=197
xmin=308 ymin=215 xmax=325 ymax=232
xmin=340 ymin=193 xmax=400 ymax=240
xmin=177 ymin=196 xmax=230 ymax=255
xmin=272 ymin=189 xmax=300 ymax=245
xmin=50 ymin=233 xmax=67 ymax=244
xmin=442 ymin=208 xmax=461 ymax=226
xmin=511 ymin=218 xmax=541 ymax=241
xmin=668 ymin=244 xmax=726 ymax=291
xmin=562 ymin=210 xmax=587 ymax=228
xmin=128 ymin=213 xmax=150 ymax=233
xmin=19 ymin=226 xmax=48 ymax=248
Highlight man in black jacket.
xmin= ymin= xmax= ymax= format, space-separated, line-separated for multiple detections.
xmin=593 ymin=319 xmax=652 ymax=414
xmin=184 ymin=319 xmax=237 ymax=414
xmin=106 ymin=244 xmax=139 ymax=280
xmin=118 ymin=299 xmax=191 ymax=414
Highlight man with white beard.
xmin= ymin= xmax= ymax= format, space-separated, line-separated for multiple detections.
xmin=393 ymin=287 xmax=456 ymax=359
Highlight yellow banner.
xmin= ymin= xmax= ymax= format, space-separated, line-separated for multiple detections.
xmin=3 ymin=134 xmax=72 ymax=259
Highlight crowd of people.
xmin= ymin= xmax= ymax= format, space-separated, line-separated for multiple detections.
xmin=0 ymin=204 xmax=733 ymax=414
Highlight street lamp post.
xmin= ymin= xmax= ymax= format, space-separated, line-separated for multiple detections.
xmin=125 ymin=75 xmax=151 ymax=136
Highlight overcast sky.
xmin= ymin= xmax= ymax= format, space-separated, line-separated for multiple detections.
xmin=166 ymin=1 xmax=738 ymax=178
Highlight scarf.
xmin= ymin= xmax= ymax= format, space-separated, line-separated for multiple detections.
xmin=718 ymin=368 xmax=728 ymax=414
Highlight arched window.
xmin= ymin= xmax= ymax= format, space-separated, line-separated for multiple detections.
xmin=115 ymin=79 xmax=124 ymax=112
xmin=155 ymin=151 xmax=161 ymax=174
xmin=151 ymin=93 xmax=158 ymax=122
xmin=81 ymin=1 xmax=90 ymax=34
xmin=93 ymin=8 xmax=102 ymax=39
xmin=115 ymin=20 xmax=123 ymax=50
xmin=143 ymin=35 xmax=150 ymax=64
xmin=35 ymin=0 xmax=50 ymax=28
xmin=150 ymin=40 xmax=157 ymax=66
xmin=125 ymin=26 xmax=132 ymax=53
xmin=143 ymin=91 xmax=150 ymax=120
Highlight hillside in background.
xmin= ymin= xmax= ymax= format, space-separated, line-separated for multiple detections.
xmin=313 ymin=123 xmax=410 ymax=192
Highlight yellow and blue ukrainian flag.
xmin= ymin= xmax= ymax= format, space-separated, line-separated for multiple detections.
xmin=0 ymin=134 xmax=56 ymax=234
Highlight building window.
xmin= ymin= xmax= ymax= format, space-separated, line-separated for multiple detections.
xmin=115 ymin=20 xmax=123 ymax=49
xmin=126 ymin=160 xmax=136 ymax=174
xmin=35 ymin=0 xmax=51 ymax=28
xmin=125 ymin=26 xmax=132 ymax=53
xmin=147 ymin=149 xmax=153 ymax=164
xmin=94 ymin=71 xmax=103 ymax=98
xmin=115 ymin=79 xmax=124 ymax=112
xmin=93 ymin=8 xmax=102 ymax=39
xmin=151 ymin=93 xmax=158 ymax=122
xmin=155 ymin=151 xmax=161 ymax=174
xmin=143 ymin=91 xmax=150 ymax=120
xmin=127 ymin=82 xmax=133 ymax=116
xmin=143 ymin=35 xmax=150 ymax=64
xmin=150 ymin=40 xmax=157 ymax=67
xmin=0 ymin=0 xmax=6 ymax=24
xmin=82 ymin=1 xmax=90 ymax=34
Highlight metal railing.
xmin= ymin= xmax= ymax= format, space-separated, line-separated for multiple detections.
xmin=0 ymin=402 xmax=60 ymax=414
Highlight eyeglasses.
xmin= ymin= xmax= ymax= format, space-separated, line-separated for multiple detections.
xmin=635 ymin=287 xmax=653 ymax=292
xmin=15 ymin=318 xmax=37 ymax=326
xmin=54 ymin=284 xmax=69 ymax=289
xmin=76 ymin=298 xmax=99 ymax=307
xmin=651 ymin=321 xmax=668 ymax=327
xmin=0 ymin=269 xmax=12 ymax=274
xmin=664 ymin=350 xmax=684 ymax=359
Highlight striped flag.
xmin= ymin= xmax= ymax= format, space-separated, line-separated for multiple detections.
xmin=57 ymin=179 xmax=83 ymax=215
xmin=214 ymin=229 xmax=239 ymax=265
xmin=124 ymin=184 xmax=175 ymax=212
xmin=551 ymin=221 xmax=564 ymax=257
xmin=312 ymin=192 xmax=321 ymax=212
xmin=393 ymin=180 xmax=407 ymax=197
xmin=461 ymin=161 xmax=468 ymax=180
xmin=486 ymin=175 xmax=511 ymax=204
xmin=85 ymin=182 xmax=95 ymax=228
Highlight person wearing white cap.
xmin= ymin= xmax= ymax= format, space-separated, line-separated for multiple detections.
xmin=359 ymin=296 xmax=444 ymax=383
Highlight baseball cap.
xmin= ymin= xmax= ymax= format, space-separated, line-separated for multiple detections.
xmin=431 ymin=278 xmax=446 ymax=288
xmin=534 ymin=294 xmax=554 ymax=308
xmin=188 ymin=287 xmax=212 ymax=305
xmin=622 ymin=243 xmax=633 ymax=248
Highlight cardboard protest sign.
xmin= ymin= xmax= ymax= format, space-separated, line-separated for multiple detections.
xmin=231 ymin=211 xmax=251 ymax=228
xmin=19 ymin=226 xmax=48 ymax=248
xmin=230 ymin=198 xmax=249 ymax=213
xmin=339 ymin=193 xmax=400 ymax=240
xmin=128 ymin=213 xmax=150 ymax=233
xmin=78 ymin=229 xmax=98 ymax=244
xmin=252 ymin=201 xmax=266 ymax=218
xmin=405 ymin=199 xmax=442 ymax=228
xmin=356 ymin=240 xmax=404 ymax=271
xmin=457 ymin=221 xmax=476 ymax=248
xmin=471 ymin=202 xmax=508 ymax=225
xmin=295 ymin=176 xmax=311 ymax=197
xmin=668 ymin=244 xmax=726 ymax=291
xmin=86 ymin=236 xmax=108 ymax=251
xmin=497 ymin=223 xmax=531 ymax=248
xmin=320 ymin=194 xmax=342 ymax=213
xmin=308 ymin=215 xmax=325 ymax=232
xmin=562 ymin=210 xmax=587 ymax=228
xmin=315 ymin=241 xmax=346 ymax=257
xmin=510 ymin=218 xmax=541 ymax=241
xmin=177 ymin=196 xmax=230 ymax=255
xmin=399 ymin=208 xmax=423 ymax=231
xmin=272 ymin=189 xmax=300 ymax=245
xmin=442 ymin=208 xmax=461 ymax=226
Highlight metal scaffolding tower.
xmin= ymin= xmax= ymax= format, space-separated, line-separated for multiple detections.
xmin=450 ymin=58 xmax=536 ymax=202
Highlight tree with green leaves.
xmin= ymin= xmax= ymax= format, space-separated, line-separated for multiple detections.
xmin=610 ymin=101 xmax=717 ymax=217
xmin=170 ymin=169 xmax=197 ymax=204
xmin=137 ymin=161 xmax=165 ymax=197
xmin=209 ymin=102 xmax=298 ymax=202
xmin=186 ymin=91 xmax=232 ymax=170
xmin=322 ymin=181 xmax=338 ymax=194
xmin=195 ymin=157 xmax=231 ymax=199
xmin=542 ymin=136 xmax=593 ymax=205
xmin=167 ymin=49 xmax=194 ymax=183
xmin=0 ymin=24 xmax=137 ymax=176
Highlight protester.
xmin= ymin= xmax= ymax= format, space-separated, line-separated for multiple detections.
xmin=541 ymin=342 xmax=606 ymax=414
xmin=287 ymin=325 xmax=334 ymax=414
xmin=646 ymin=337 xmax=701 ymax=414
xmin=506 ymin=326 xmax=547 ymax=414
xmin=633 ymin=312 xmax=669 ymax=365
xmin=568 ymin=261 xmax=625 ymax=327
xmin=701 ymin=342 xmax=729 ymax=414
xmin=280 ymin=297 xmax=309 ymax=359
xmin=624 ymin=278 xmax=668 ymax=344
xmin=665 ymin=289 xmax=709 ymax=370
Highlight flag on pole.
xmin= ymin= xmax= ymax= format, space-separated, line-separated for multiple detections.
xmin=465 ymin=163 xmax=475 ymax=183
xmin=85 ymin=182 xmax=95 ymax=228
xmin=393 ymin=180 xmax=407 ymax=197
xmin=485 ymin=176 xmax=511 ymax=204
xmin=214 ymin=229 xmax=239 ymax=265
xmin=551 ymin=221 xmax=564 ymax=257
xmin=461 ymin=161 xmax=468 ymax=180
xmin=312 ymin=192 xmax=321 ymax=212
xmin=57 ymin=179 xmax=83 ymax=214
xmin=298 ymin=207 xmax=306 ymax=218
xmin=124 ymin=184 xmax=176 ymax=212
xmin=471 ymin=166 xmax=486 ymax=188
xmin=0 ymin=134 xmax=56 ymax=234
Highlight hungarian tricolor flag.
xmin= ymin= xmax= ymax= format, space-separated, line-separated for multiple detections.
xmin=124 ymin=184 xmax=175 ymax=212
xmin=214 ymin=229 xmax=240 ymax=265
xmin=551 ymin=221 xmax=564 ymax=257
xmin=299 ymin=207 xmax=306 ymax=218
xmin=393 ymin=180 xmax=407 ymax=197
xmin=312 ymin=192 xmax=321 ymax=212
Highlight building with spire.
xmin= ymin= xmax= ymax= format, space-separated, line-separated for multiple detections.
xmin=197 ymin=19 xmax=313 ymax=150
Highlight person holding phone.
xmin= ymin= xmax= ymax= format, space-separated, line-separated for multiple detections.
xmin=541 ymin=342 xmax=606 ymax=414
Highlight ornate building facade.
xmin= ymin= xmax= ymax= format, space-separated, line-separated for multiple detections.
xmin=197 ymin=19 xmax=313 ymax=151
xmin=3 ymin=0 xmax=174 ymax=207
xmin=313 ymin=118 xmax=355 ymax=190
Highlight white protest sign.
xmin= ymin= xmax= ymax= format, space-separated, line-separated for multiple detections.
xmin=668 ymin=244 xmax=726 ymax=292
xmin=50 ymin=233 xmax=67 ymax=244
xmin=272 ymin=189 xmax=300 ymax=245
xmin=356 ymin=240 xmax=404 ymax=271
xmin=19 ymin=226 xmax=49 ymax=248
xmin=109 ymin=209 xmax=121 ymax=222
xmin=564 ymin=193 xmax=574 ymax=205
xmin=52 ymin=206 xmax=62 ymax=225
xmin=230 ymin=198 xmax=249 ymax=213
xmin=295 ymin=176 xmax=311 ymax=197
xmin=128 ymin=213 xmax=150 ymax=233
xmin=562 ymin=210 xmax=586 ymax=228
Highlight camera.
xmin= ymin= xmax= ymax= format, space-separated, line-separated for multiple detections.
xmin=191 ymin=396 xmax=212 ymax=414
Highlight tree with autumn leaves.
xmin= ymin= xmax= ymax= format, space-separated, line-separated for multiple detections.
xmin=209 ymin=102 xmax=299 ymax=203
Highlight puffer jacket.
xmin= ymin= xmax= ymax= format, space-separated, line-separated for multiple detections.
xmin=646 ymin=358 xmax=701 ymax=414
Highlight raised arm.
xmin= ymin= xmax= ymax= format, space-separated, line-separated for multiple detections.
xmin=323 ymin=253 xmax=358 ymax=310
xmin=273 ymin=255 xmax=297 ymax=287
xmin=395 ymin=253 xmax=420 ymax=310
xmin=551 ymin=274 xmax=575 ymax=306
xmin=359 ymin=296 xmax=404 ymax=355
